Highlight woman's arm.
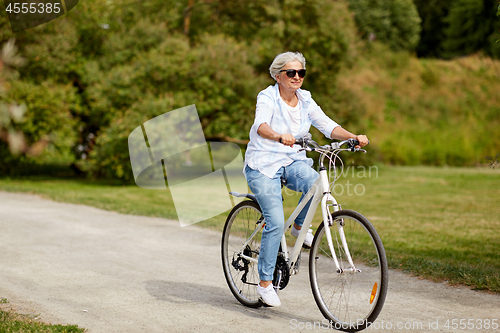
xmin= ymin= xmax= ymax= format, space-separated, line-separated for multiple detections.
xmin=257 ymin=123 xmax=295 ymax=147
xmin=331 ymin=126 xmax=369 ymax=147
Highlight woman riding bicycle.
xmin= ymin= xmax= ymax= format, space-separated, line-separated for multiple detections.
xmin=244 ymin=51 xmax=369 ymax=307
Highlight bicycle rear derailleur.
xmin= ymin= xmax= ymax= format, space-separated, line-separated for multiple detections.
xmin=232 ymin=245 xmax=258 ymax=285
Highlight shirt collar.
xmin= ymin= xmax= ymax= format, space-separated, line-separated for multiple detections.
xmin=274 ymin=83 xmax=308 ymax=103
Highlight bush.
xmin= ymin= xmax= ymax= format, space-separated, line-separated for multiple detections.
xmin=0 ymin=79 xmax=79 ymax=175
xmin=347 ymin=0 xmax=422 ymax=51
xmin=82 ymin=33 xmax=267 ymax=181
xmin=79 ymin=97 xmax=173 ymax=182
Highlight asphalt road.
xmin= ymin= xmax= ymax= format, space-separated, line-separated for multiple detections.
xmin=0 ymin=191 xmax=499 ymax=332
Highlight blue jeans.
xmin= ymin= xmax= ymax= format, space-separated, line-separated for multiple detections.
xmin=244 ymin=161 xmax=319 ymax=281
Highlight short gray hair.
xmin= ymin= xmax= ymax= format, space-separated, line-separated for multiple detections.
xmin=269 ymin=52 xmax=306 ymax=81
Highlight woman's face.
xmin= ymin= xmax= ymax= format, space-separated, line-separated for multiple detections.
xmin=276 ymin=60 xmax=305 ymax=91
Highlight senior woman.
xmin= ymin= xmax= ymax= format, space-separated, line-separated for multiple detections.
xmin=244 ymin=51 xmax=369 ymax=307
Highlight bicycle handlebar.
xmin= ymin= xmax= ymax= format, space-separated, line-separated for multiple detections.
xmin=298 ymin=136 xmax=363 ymax=150
xmin=279 ymin=134 xmax=366 ymax=152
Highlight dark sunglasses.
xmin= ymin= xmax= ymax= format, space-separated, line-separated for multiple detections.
xmin=280 ymin=69 xmax=306 ymax=78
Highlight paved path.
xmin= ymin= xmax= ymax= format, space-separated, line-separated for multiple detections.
xmin=0 ymin=191 xmax=499 ymax=332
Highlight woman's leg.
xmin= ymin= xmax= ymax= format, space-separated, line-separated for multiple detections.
xmin=283 ymin=160 xmax=319 ymax=228
xmin=244 ymin=166 xmax=285 ymax=282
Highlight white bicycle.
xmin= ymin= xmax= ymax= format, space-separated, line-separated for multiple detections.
xmin=221 ymin=135 xmax=388 ymax=332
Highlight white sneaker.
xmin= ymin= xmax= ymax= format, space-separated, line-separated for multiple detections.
xmin=257 ymin=284 xmax=281 ymax=307
xmin=291 ymin=224 xmax=314 ymax=248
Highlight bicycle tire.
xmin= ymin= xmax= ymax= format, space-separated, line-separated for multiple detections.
xmin=221 ymin=200 xmax=264 ymax=308
xmin=309 ymin=210 xmax=388 ymax=332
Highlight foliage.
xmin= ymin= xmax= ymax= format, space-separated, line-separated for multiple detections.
xmin=0 ymin=305 xmax=85 ymax=332
xmin=80 ymin=32 xmax=267 ymax=180
xmin=338 ymin=42 xmax=500 ymax=166
xmin=347 ymin=0 xmax=421 ymax=51
xmin=1 ymin=66 xmax=79 ymax=175
xmin=0 ymin=39 xmax=27 ymax=156
xmin=7 ymin=81 xmax=78 ymax=147
xmin=79 ymin=97 xmax=174 ymax=182
xmin=188 ymin=0 xmax=359 ymax=80
xmin=0 ymin=4 xmax=83 ymax=175
xmin=414 ymin=0 xmax=500 ymax=58
xmin=413 ymin=0 xmax=452 ymax=58
xmin=1 ymin=0 xmax=364 ymax=179
xmin=0 ymin=37 xmax=77 ymax=175
xmin=1 ymin=0 xmax=499 ymax=179
xmin=442 ymin=0 xmax=500 ymax=59
xmin=75 ymin=0 xmax=363 ymax=180
xmin=497 ymin=1 xmax=500 ymax=43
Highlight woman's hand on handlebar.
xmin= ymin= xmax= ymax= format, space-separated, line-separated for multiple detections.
xmin=355 ymin=135 xmax=369 ymax=148
xmin=279 ymin=133 xmax=295 ymax=147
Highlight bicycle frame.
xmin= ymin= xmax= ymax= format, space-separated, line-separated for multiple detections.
xmin=236 ymin=165 xmax=358 ymax=276
xmin=281 ymin=167 xmax=357 ymax=274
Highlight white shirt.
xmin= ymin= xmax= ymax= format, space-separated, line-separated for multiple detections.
xmin=280 ymin=98 xmax=301 ymax=136
xmin=244 ymin=83 xmax=341 ymax=178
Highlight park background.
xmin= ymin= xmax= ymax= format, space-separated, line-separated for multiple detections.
xmin=0 ymin=1 xmax=499 ymax=327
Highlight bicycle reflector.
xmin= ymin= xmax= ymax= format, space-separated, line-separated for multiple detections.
xmin=370 ymin=282 xmax=378 ymax=304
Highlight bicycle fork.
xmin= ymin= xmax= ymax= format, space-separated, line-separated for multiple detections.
xmin=319 ymin=171 xmax=359 ymax=274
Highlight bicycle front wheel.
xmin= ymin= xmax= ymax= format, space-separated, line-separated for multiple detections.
xmin=221 ymin=200 xmax=263 ymax=308
xmin=309 ymin=210 xmax=388 ymax=332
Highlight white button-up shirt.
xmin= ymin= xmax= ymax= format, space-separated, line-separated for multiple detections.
xmin=244 ymin=83 xmax=340 ymax=178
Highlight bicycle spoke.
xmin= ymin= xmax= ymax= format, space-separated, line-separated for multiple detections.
xmin=222 ymin=201 xmax=264 ymax=308
xmin=310 ymin=210 xmax=388 ymax=332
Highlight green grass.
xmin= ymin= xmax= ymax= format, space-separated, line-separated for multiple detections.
xmin=338 ymin=165 xmax=500 ymax=292
xmin=0 ymin=166 xmax=499 ymax=294
xmin=0 ymin=176 xmax=178 ymax=220
xmin=0 ymin=300 xmax=85 ymax=333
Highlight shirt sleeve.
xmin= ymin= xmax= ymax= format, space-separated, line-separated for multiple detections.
xmin=252 ymin=91 xmax=274 ymax=132
xmin=308 ymin=100 xmax=340 ymax=139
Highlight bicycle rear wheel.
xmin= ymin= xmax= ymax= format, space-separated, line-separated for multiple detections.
xmin=221 ymin=200 xmax=263 ymax=308
xmin=309 ymin=210 xmax=388 ymax=332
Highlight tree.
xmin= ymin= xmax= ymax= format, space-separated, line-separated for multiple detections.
xmin=347 ymin=0 xmax=422 ymax=51
xmin=1 ymin=0 xmax=367 ymax=179
xmin=0 ymin=39 xmax=79 ymax=175
xmin=414 ymin=0 xmax=500 ymax=58
xmin=441 ymin=0 xmax=500 ymax=58
xmin=413 ymin=0 xmax=452 ymax=57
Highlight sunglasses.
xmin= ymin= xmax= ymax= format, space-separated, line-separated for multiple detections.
xmin=280 ymin=69 xmax=306 ymax=78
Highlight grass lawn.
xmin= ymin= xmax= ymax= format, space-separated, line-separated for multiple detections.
xmin=0 ymin=166 xmax=499 ymax=293
xmin=0 ymin=299 xmax=84 ymax=333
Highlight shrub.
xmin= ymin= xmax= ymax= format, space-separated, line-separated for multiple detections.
xmin=0 ymin=80 xmax=79 ymax=175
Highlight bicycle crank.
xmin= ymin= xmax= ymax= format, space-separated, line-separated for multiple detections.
xmin=272 ymin=255 xmax=290 ymax=290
